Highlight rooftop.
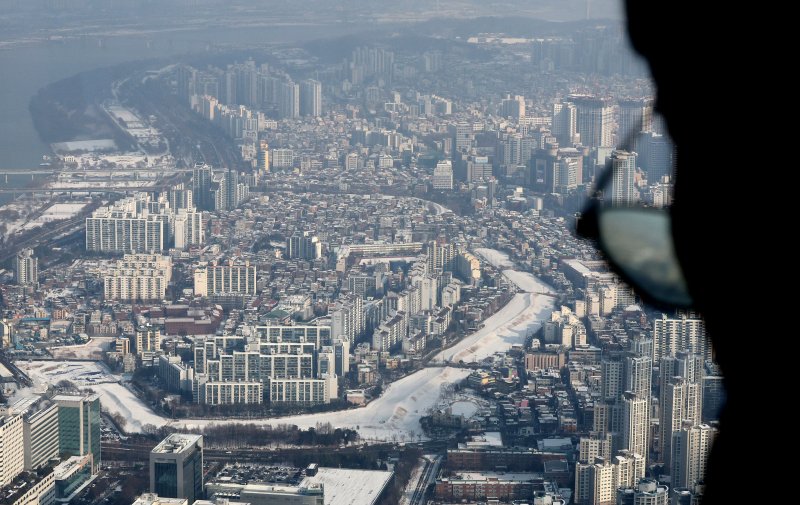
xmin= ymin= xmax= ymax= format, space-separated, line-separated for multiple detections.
xmin=0 ymin=470 xmax=53 ymax=505
xmin=151 ymin=433 xmax=203 ymax=454
xmin=52 ymin=393 xmax=100 ymax=403
xmin=442 ymin=471 xmax=544 ymax=483
xmin=131 ymin=494 xmax=188 ymax=505
xmin=300 ymin=467 xmax=393 ymax=505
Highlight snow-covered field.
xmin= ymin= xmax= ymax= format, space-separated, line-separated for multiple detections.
xmin=15 ymin=360 xmax=167 ymax=432
xmin=176 ymin=367 xmax=471 ymax=442
xmin=450 ymin=400 xmax=479 ymax=417
xmin=49 ymin=337 xmax=114 ymax=360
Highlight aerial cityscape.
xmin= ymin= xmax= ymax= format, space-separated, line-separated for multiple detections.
xmin=0 ymin=2 xmax=721 ymax=505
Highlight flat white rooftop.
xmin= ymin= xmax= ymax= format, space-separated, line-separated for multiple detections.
xmin=152 ymin=433 xmax=202 ymax=454
xmin=300 ymin=467 xmax=393 ymax=505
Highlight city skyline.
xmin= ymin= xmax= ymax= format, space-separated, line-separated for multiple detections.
xmin=0 ymin=5 xmax=718 ymax=505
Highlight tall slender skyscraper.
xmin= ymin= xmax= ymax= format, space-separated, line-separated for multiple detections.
xmin=571 ymin=95 xmax=613 ymax=148
xmin=659 ymin=377 xmax=701 ymax=468
xmin=553 ymin=102 xmax=578 ymax=146
xmin=192 ymin=164 xmax=213 ymax=211
xmin=625 ymin=355 xmax=652 ymax=399
xmin=0 ymin=415 xmax=24 ymax=487
xmin=300 ymin=79 xmax=322 ymax=117
xmin=621 ymin=392 xmax=649 ymax=463
xmin=618 ymin=98 xmax=654 ymax=144
xmin=257 ymin=140 xmax=270 ymax=175
xmin=671 ymin=422 xmax=716 ymax=489
xmin=13 ymin=248 xmax=38 ymax=287
xmin=608 ymin=150 xmax=637 ymax=205
xmin=279 ymin=80 xmax=300 ymax=119
xmin=54 ymin=394 xmax=101 ymax=473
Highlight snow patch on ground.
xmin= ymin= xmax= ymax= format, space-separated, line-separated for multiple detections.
xmin=15 ymin=360 xmax=167 ymax=432
xmin=450 ymin=400 xmax=479 ymax=418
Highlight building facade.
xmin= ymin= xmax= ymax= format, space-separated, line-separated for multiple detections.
xmin=150 ymin=434 xmax=204 ymax=504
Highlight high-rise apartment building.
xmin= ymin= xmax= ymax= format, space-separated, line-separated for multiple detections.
xmin=618 ymin=98 xmax=653 ymax=145
xmin=173 ymin=209 xmax=203 ymax=250
xmin=659 ymin=376 xmax=701 ymax=469
xmin=625 ymin=355 xmax=652 ymax=400
xmin=0 ymin=415 xmax=25 ymax=487
xmin=286 ymin=232 xmax=321 ymax=260
xmin=167 ymin=185 xmax=193 ymax=211
xmin=671 ymin=423 xmax=717 ymax=489
xmin=608 ymin=150 xmax=637 ymax=205
xmin=102 ymin=254 xmax=172 ymax=301
xmin=553 ymin=102 xmax=578 ymax=146
xmin=193 ymin=260 xmax=257 ymax=297
xmin=134 ymin=325 xmax=161 ymax=355
xmin=501 ymin=94 xmax=526 ymax=120
xmin=192 ymin=164 xmax=213 ymax=211
xmin=257 ymin=140 xmax=270 ymax=174
xmin=22 ymin=403 xmax=59 ymax=471
xmin=13 ymin=248 xmax=38 ymax=287
xmin=279 ymin=80 xmax=300 ymax=119
xmin=653 ymin=314 xmax=709 ymax=361
xmin=150 ymin=434 xmax=204 ymax=503
xmin=571 ymin=95 xmax=613 ymax=148
xmin=300 ymin=79 xmax=322 ymax=117
xmin=450 ymin=121 xmax=473 ymax=154
xmin=638 ymin=132 xmax=674 ymax=183
xmin=331 ymin=295 xmax=364 ymax=346
xmin=54 ymin=394 xmax=101 ymax=473
xmin=621 ymin=392 xmax=649 ymax=464
xmin=268 ymin=376 xmax=337 ymax=405
xmin=432 ymin=160 xmax=454 ymax=190
xmin=85 ymin=194 xmax=166 ymax=253
xmin=574 ymin=452 xmax=644 ymax=505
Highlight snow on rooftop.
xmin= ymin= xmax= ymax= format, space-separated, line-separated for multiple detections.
xmin=447 ymin=471 xmax=543 ymax=482
xmin=301 ymin=467 xmax=393 ymax=505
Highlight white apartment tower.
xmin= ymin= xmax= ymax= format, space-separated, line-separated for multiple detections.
xmin=13 ymin=248 xmax=38 ymax=287
xmin=608 ymin=150 xmax=638 ymax=206
xmin=653 ymin=314 xmax=710 ymax=361
xmin=571 ymin=95 xmax=613 ymax=148
xmin=671 ymin=423 xmax=717 ymax=489
xmin=0 ymin=415 xmax=25 ymax=487
xmin=621 ymin=392 xmax=649 ymax=465
xmin=432 ymin=160 xmax=454 ymax=190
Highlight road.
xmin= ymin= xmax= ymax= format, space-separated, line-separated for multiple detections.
xmin=404 ymin=454 xmax=441 ymax=505
xmin=0 ymin=211 xmax=86 ymax=264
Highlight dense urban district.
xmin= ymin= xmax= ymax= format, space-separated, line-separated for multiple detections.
xmin=0 ymin=16 xmax=720 ymax=505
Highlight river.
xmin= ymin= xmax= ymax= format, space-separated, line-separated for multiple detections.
xmin=0 ymin=23 xmax=361 ymax=172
